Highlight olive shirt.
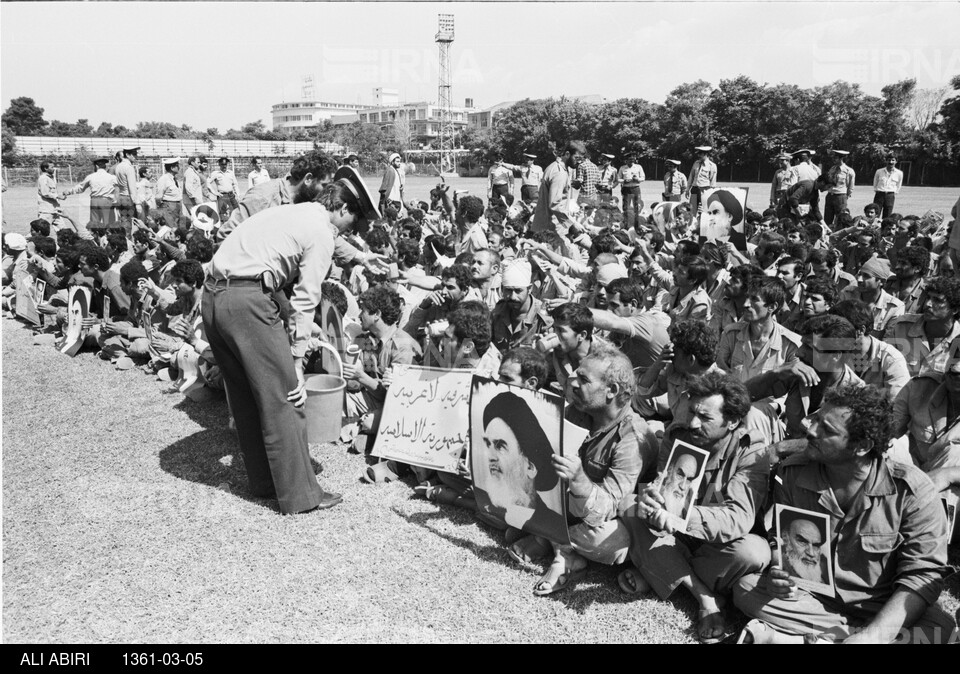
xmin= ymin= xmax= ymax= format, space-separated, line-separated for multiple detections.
xmin=659 ymin=424 xmax=770 ymax=544
xmin=773 ymin=453 xmax=950 ymax=610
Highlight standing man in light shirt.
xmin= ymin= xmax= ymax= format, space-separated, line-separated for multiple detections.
xmin=115 ymin=145 xmax=141 ymax=232
xmin=182 ymin=156 xmax=209 ymax=214
xmin=770 ymin=153 xmax=796 ymax=208
xmin=596 ymin=153 xmax=618 ymax=204
xmin=36 ymin=161 xmax=68 ymax=226
xmin=873 ymin=154 xmax=903 ymax=219
xmin=518 ymin=152 xmax=543 ymax=204
xmin=207 ymin=157 xmax=241 ymax=223
xmin=379 ymin=152 xmax=406 ymax=215
xmin=618 ymin=152 xmax=645 ymax=230
xmin=662 ymin=159 xmax=687 ymax=202
xmin=531 ymin=141 xmax=585 ymax=235
xmin=246 ymin=156 xmax=271 ymax=194
xmin=789 ymin=149 xmax=821 ymax=183
xmin=488 ymin=152 xmax=514 ymax=204
xmin=202 ymin=166 xmax=380 ymax=515
xmin=685 ymin=145 xmax=717 ymax=217
xmin=66 ymin=156 xmax=119 ymax=235
xmin=823 ymin=149 xmax=856 ymax=228
xmin=153 ymin=158 xmax=184 ymax=231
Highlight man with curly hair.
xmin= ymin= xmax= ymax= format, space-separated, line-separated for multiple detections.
xmin=735 ymin=385 xmax=955 ymax=644
xmin=636 ymin=318 xmax=722 ymax=421
xmin=342 ymin=285 xmax=422 ymax=449
xmin=885 ymin=276 xmax=960 ymax=377
xmin=885 ymin=245 xmax=930 ymax=315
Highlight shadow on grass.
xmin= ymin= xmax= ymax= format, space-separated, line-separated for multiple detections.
xmin=158 ymin=428 xmax=323 ymax=513
xmin=169 ymin=394 xmax=230 ymax=430
xmin=391 ymin=506 xmax=520 ymax=570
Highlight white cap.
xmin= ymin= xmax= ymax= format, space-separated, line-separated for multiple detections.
xmin=501 ymin=260 xmax=532 ymax=288
xmin=162 ymin=157 xmax=181 ymax=166
xmin=4 ymin=233 xmax=27 ymax=251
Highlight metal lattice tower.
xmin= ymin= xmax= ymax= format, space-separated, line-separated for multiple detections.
xmin=436 ymin=14 xmax=455 ymax=175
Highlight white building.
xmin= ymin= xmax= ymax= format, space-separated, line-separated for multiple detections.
xmin=338 ymin=100 xmax=475 ymax=149
xmin=272 ymin=100 xmax=362 ymax=130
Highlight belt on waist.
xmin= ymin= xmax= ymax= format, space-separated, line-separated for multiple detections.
xmin=206 ymin=276 xmax=264 ymax=289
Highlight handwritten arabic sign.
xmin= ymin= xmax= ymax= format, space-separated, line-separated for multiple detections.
xmin=372 ymin=365 xmax=473 ymax=472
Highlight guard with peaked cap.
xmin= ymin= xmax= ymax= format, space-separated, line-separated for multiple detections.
xmin=202 ymin=169 xmax=376 ymax=515
xmin=519 ymin=150 xmax=544 ymax=204
xmin=687 ymin=144 xmax=717 ymax=216
xmin=824 ymin=148 xmax=856 ymax=228
xmin=63 ymin=153 xmax=120 ymax=233
xmin=663 ymin=159 xmax=687 ymax=202
xmin=597 ymin=152 xmax=618 ymax=201
xmin=153 ymin=157 xmax=184 ymax=230
xmin=771 ymin=152 xmax=797 ymax=208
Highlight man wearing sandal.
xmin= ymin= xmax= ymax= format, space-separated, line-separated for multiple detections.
xmin=517 ymin=346 xmax=658 ymax=596
xmin=734 ymin=385 xmax=956 ymax=644
xmin=621 ymin=371 xmax=771 ymax=643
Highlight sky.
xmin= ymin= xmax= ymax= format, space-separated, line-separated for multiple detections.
xmin=2 ymin=1 xmax=959 ymax=132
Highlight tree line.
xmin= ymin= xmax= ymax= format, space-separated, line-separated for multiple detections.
xmin=4 ymin=75 xmax=960 ymax=184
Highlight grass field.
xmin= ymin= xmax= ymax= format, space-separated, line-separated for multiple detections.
xmin=3 ymin=179 xmax=957 ymax=235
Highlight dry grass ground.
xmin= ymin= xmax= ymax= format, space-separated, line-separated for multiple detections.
xmin=2 ymin=315 xmax=958 ymax=643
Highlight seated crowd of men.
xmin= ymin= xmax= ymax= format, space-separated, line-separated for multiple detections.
xmin=2 ymin=146 xmax=959 ymax=645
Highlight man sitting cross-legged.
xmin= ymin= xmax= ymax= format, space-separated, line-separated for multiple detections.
xmin=621 ymin=371 xmax=770 ymax=643
xmin=734 ymin=384 xmax=956 ymax=644
xmin=519 ymin=345 xmax=658 ymax=597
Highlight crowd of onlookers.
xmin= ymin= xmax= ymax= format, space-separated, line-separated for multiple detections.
xmin=3 ymin=143 xmax=958 ymax=644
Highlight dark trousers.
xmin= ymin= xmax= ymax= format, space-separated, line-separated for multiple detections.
xmin=216 ymin=193 xmax=240 ymax=223
xmin=823 ymin=193 xmax=848 ymax=227
xmin=689 ymin=185 xmax=703 ymax=216
xmin=491 ymin=183 xmax=510 ymax=203
xmin=158 ymin=201 xmax=182 ymax=231
xmin=89 ymin=196 xmax=116 ymax=230
xmin=520 ymin=185 xmax=538 ymax=202
xmin=873 ymin=191 xmax=896 ymax=218
xmin=116 ymin=195 xmax=137 ymax=229
xmin=662 ymin=194 xmax=681 ymax=202
xmin=201 ymin=280 xmax=324 ymax=514
xmin=622 ymin=186 xmax=642 ymax=229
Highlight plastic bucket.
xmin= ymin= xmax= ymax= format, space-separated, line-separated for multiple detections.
xmin=304 ymin=342 xmax=346 ymax=444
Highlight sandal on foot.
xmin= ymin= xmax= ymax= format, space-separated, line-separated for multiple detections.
xmin=532 ymin=563 xmax=586 ymax=597
xmin=507 ymin=536 xmax=550 ymax=565
xmin=617 ymin=568 xmax=651 ymax=596
xmin=697 ymin=607 xmax=733 ymax=644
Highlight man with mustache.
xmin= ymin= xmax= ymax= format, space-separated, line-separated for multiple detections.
xmin=622 ymin=371 xmax=771 ymax=643
xmin=735 ymin=385 xmax=955 ymax=644
xmin=490 ymin=260 xmax=550 ymax=353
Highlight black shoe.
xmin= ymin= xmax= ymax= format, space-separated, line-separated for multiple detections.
xmin=313 ymin=491 xmax=343 ymax=511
